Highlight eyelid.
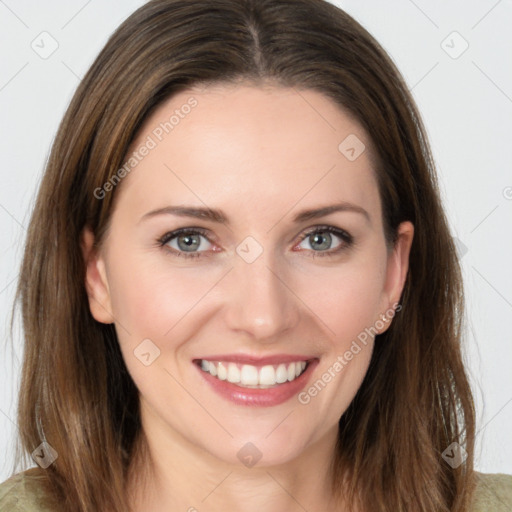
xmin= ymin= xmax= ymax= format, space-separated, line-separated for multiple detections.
xmin=158 ymin=226 xmax=212 ymax=245
xmin=297 ymin=225 xmax=352 ymax=243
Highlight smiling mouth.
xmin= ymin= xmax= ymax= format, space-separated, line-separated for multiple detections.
xmin=194 ymin=359 xmax=310 ymax=389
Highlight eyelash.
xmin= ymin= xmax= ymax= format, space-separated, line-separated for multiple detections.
xmin=157 ymin=225 xmax=354 ymax=260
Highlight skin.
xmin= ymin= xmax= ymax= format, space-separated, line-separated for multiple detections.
xmin=82 ymin=82 xmax=414 ymax=512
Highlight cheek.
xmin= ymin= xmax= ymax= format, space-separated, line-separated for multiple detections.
xmin=107 ymin=253 xmax=221 ymax=338
xmin=295 ymin=265 xmax=383 ymax=422
xmin=294 ymin=253 xmax=387 ymax=343
xmin=107 ymin=239 xmax=388 ymax=350
xmin=106 ymin=257 xmax=215 ymax=401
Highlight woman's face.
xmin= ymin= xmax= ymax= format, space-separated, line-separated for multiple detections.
xmin=83 ymin=83 xmax=413 ymax=468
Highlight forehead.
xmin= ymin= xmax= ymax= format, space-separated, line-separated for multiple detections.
xmin=115 ymin=84 xmax=381 ymax=223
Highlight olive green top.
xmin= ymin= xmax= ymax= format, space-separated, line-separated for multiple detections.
xmin=1 ymin=468 xmax=511 ymax=510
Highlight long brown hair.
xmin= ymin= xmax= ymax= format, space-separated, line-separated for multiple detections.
xmin=10 ymin=0 xmax=476 ymax=510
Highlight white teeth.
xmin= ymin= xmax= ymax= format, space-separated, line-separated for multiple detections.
xmin=275 ymin=364 xmax=288 ymax=383
xmin=227 ymin=363 xmax=241 ymax=383
xmin=259 ymin=365 xmax=276 ymax=386
xmin=208 ymin=361 xmax=217 ymax=377
xmin=217 ymin=362 xmax=228 ymax=380
xmin=198 ymin=360 xmax=309 ymax=388
xmin=240 ymin=365 xmax=259 ymax=385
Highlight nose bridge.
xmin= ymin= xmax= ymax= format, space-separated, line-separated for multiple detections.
xmin=224 ymin=246 xmax=300 ymax=340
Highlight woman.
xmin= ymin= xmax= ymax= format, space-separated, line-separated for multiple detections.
xmin=1 ymin=0 xmax=511 ymax=510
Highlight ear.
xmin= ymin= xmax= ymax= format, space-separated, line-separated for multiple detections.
xmin=377 ymin=221 xmax=414 ymax=334
xmin=80 ymin=226 xmax=114 ymax=324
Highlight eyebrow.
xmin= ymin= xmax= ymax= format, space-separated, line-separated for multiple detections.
xmin=139 ymin=201 xmax=370 ymax=225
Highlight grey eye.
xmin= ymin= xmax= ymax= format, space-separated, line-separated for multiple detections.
xmin=167 ymin=232 xmax=212 ymax=253
xmin=299 ymin=231 xmax=342 ymax=252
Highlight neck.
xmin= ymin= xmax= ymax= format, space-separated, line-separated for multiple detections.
xmin=125 ymin=408 xmax=350 ymax=511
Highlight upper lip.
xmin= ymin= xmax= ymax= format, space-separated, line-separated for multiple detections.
xmin=194 ymin=354 xmax=317 ymax=366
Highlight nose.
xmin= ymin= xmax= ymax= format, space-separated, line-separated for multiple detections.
xmin=223 ymin=248 xmax=301 ymax=342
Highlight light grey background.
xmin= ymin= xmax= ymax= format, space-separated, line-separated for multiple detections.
xmin=1 ymin=0 xmax=511 ymax=481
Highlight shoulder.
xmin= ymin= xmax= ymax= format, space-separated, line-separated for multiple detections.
xmin=0 ymin=468 xmax=56 ymax=512
xmin=471 ymin=471 xmax=512 ymax=511
xmin=1 ymin=468 xmax=511 ymax=511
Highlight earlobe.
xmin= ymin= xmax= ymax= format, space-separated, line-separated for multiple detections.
xmin=378 ymin=221 xmax=414 ymax=334
xmin=80 ymin=226 xmax=115 ymax=324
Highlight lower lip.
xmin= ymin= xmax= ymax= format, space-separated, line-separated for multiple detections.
xmin=194 ymin=359 xmax=319 ymax=407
